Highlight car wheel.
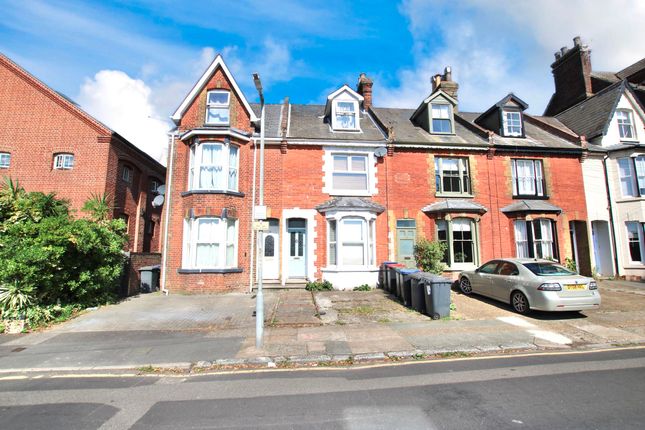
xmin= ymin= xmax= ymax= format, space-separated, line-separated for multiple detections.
xmin=511 ymin=291 xmax=530 ymax=314
xmin=459 ymin=277 xmax=473 ymax=295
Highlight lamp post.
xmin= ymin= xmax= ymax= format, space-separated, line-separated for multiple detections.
xmin=253 ymin=73 xmax=265 ymax=348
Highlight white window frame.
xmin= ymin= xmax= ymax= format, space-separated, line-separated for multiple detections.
xmin=435 ymin=217 xmax=478 ymax=270
xmin=53 ymin=153 xmax=74 ymax=170
xmin=327 ymin=152 xmax=371 ymax=195
xmin=617 ymin=109 xmax=636 ymax=141
xmin=503 ymin=110 xmax=523 ymax=136
xmin=513 ymin=219 xmax=558 ymax=260
xmin=625 ymin=221 xmax=645 ymax=264
xmin=430 ymin=103 xmax=453 ymax=134
xmin=205 ymin=90 xmax=230 ymax=126
xmin=0 ymin=152 xmax=10 ymax=168
xmin=325 ymin=213 xmax=376 ymax=269
xmin=122 ymin=165 xmax=133 ymax=183
xmin=618 ymin=157 xmax=638 ymax=197
xmin=511 ymin=159 xmax=545 ymax=197
xmin=182 ymin=216 xmax=238 ymax=269
xmin=188 ymin=141 xmax=239 ymax=192
xmin=435 ymin=157 xmax=470 ymax=195
xmin=331 ymin=100 xmax=359 ymax=131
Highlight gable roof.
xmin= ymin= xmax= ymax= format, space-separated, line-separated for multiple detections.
xmin=323 ymin=84 xmax=364 ymax=117
xmin=409 ymin=89 xmax=458 ymax=123
xmin=171 ymin=54 xmax=258 ymax=124
xmin=555 ymin=81 xmax=625 ymax=140
xmin=0 ymin=53 xmax=111 ymax=136
xmin=474 ymin=93 xmax=529 ymax=125
xmin=617 ymin=58 xmax=645 ymax=81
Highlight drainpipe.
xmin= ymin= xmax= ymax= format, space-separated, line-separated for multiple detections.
xmin=160 ymin=131 xmax=177 ymax=295
xmin=602 ymin=155 xmax=620 ymax=276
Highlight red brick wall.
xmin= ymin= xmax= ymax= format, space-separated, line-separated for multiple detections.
xmin=164 ymin=65 xmax=254 ymax=293
xmin=127 ymin=252 xmax=162 ymax=296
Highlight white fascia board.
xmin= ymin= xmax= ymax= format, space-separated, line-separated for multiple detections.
xmin=171 ymin=54 xmax=258 ymax=124
xmin=423 ymin=90 xmax=458 ymax=105
xmin=327 ymin=84 xmax=364 ymax=102
xmin=181 ymin=129 xmax=251 ymax=142
xmin=284 ymin=140 xmax=385 ymax=147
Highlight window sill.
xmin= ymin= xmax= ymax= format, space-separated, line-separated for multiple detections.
xmin=328 ymin=191 xmax=372 ymax=197
xmin=181 ymin=190 xmax=245 ymax=197
xmin=177 ymin=268 xmax=243 ymax=274
xmin=435 ymin=193 xmax=474 ymax=199
xmin=321 ymin=266 xmax=379 ymax=272
xmin=512 ymin=195 xmax=549 ymax=200
xmin=615 ymin=196 xmax=645 ymax=203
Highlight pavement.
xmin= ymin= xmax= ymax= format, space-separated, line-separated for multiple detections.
xmin=1 ymin=280 xmax=645 ymax=374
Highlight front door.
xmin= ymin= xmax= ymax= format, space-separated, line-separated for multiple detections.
xmin=262 ymin=219 xmax=280 ymax=280
xmin=287 ymin=218 xmax=306 ymax=278
xmin=396 ymin=219 xmax=417 ymax=268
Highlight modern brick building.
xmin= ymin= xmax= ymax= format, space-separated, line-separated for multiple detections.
xmin=0 ymin=53 xmax=166 ymax=256
xmin=162 ymin=55 xmax=590 ymax=293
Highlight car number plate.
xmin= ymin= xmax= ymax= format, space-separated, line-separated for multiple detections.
xmin=565 ymin=284 xmax=586 ymax=290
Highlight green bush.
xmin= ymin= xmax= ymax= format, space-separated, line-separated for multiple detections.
xmin=305 ymin=280 xmax=334 ymax=291
xmin=413 ymin=239 xmax=447 ymax=274
xmin=565 ymin=257 xmax=577 ymax=272
xmin=0 ymin=179 xmax=127 ymax=316
xmin=353 ymin=284 xmax=372 ymax=291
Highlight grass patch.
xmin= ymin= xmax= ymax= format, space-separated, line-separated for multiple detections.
xmin=137 ymin=365 xmax=157 ymax=373
xmin=377 ymin=317 xmax=391 ymax=323
xmin=436 ymin=351 xmax=472 ymax=359
xmin=352 ymin=284 xmax=372 ymax=291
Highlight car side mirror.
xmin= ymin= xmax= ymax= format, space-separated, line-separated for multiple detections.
xmin=474 ymin=268 xmax=480 ymax=273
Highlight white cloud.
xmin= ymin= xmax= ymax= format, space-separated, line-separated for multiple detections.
xmin=380 ymin=0 xmax=645 ymax=113
xmin=77 ymin=70 xmax=170 ymax=165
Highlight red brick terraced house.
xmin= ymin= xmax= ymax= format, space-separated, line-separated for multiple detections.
xmin=0 ymin=53 xmax=166 ymax=292
xmin=162 ymin=55 xmax=591 ymax=293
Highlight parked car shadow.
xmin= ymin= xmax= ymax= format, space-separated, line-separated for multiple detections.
xmin=451 ymin=283 xmax=588 ymax=321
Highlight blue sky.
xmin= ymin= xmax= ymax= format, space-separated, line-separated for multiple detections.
xmin=1 ymin=0 xmax=643 ymax=162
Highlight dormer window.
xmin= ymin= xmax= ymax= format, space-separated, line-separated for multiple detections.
xmin=503 ymin=110 xmax=522 ymax=136
xmin=431 ymin=104 xmax=453 ymax=133
xmin=617 ymin=110 xmax=635 ymax=140
xmin=205 ymin=90 xmax=230 ymax=125
xmin=333 ymin=100 xmax=358 ymax=130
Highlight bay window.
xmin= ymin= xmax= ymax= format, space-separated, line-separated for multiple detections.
xmin=436 ymin=218 xmax=477 ymax=268
xmin=189 ymin=141 xmax=239 ymax=191
xmin=511 ymin=159 xmax=545 ymax=197
xmin=618 ymin=156 xmax=645 ymax=197
xmin=514 ymin=219 xmax=558 ymax=260
xmin=435 ymin=157 xmax=470 ymax=195
xmin=327 ymin=216 xmax=375 ymax=267
xmin=205 ymin=90 xmax=230 ymax=125
xmin=183 ymin=217 xmax=238 ymax=269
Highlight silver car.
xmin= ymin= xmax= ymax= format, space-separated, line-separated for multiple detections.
xmin=458 ymin=258 xmax=601 ymax=314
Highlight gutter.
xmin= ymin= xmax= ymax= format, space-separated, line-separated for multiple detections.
xmin=160 ymin=131 xmax=178 ymax=295
xmin=602 ymin=155 xmax=620 ymax=276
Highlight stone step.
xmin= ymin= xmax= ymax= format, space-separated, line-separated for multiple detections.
xmin=253 ymin=281 xmax=307 ymax=290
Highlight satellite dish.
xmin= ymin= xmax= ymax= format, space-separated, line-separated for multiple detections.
xmin=156 ymin=184 xmax=166 ymax=195
xmin=374 ymin=146 xmax=387 ymax=158
xmin=152 ymin=195 xmax=165 ymax=208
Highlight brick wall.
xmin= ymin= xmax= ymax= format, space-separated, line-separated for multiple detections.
xmin=127 ymin=252 xmax=162 ymax=296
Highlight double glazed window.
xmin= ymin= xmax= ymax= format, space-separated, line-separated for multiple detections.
xmin=503 ymin=110 xmax=522 ymax=136
xmin=122 ymin=165 xmax=133 ymax=183
xmin=436 ymin=218 xmax=477 ymax=268
xmin=511 ymin=159 xmax=545 ymax=197
xmin=331 ymin=154 xmax=368 ymax=193
xmin=435 ymin=157 xmax=470 ymax=195
xmin=617 ymin=110 xmax=636 ymax=140
xmin=431 ymin=104 xmax=452 ymax=133
xmin=327 ymin=217 xmax=375 ymax=267
xmin=205 ymin=90 xmax=230 ymax=125
xmin=618 ymin=156 xmax=645 ymax=197
xmin=0 ymin=152 xmax=10 ymax=168
xmin=332 ymin=101 xmax=358 ymax=130
xmin=183 ymin=217 xmax=238 ymax=269
xmin=189 ymin=142 xmax=239 ymax=191
xmin=514 ymin=219 xmax=558 ymax=260
xmin=53 ymin=153 xmax=74 ymax=170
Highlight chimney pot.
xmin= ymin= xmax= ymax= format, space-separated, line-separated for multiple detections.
xmin=357 ymin=73 xmax=374 ymax=110
xmin=573 ymin=36 xmax=582 ymax=47
xmin=555 ymin=52 xmax=562 ymax=60
xmin=560 ymin=47 xmax=568 ymax=56
xmin=444 ymin=66 xmax=452 ymax=81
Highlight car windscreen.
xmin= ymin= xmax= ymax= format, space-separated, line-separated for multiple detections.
xmin=522 ymin=262 xmax=576 ymax=276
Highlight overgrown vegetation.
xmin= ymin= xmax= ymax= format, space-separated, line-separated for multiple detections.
xmin=305 ymin=279 xmax=334 ymax=291
xmin=353 ymin=284 xmax=372 ymax=291
xmin=413 ymin=239 xmax=447 ymax=274
xmin=0 ymin=179 xmax=127 ymax=329
xmin=565 ymin=257 xmax=577 ymax=272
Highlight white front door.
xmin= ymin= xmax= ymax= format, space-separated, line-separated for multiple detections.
xmin=262 ymin=219 xmax=280 ymax=280
xmin=287 ymin=218 xmax=306 ymax=278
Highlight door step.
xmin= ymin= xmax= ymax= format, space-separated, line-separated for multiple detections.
xmin=253 ymin=280 xmax=307 ymax=290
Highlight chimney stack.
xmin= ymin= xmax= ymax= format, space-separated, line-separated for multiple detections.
xmin=544 ymin=36 xmax=593 ymax=116
xmin=432 ymin=66 xmax=459 ymax=110
xmin=357 ymin=73 xmax=373 ymax=111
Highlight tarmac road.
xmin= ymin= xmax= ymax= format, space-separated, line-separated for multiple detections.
xmin=1 ymin=347 xmax=644 ymax=429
